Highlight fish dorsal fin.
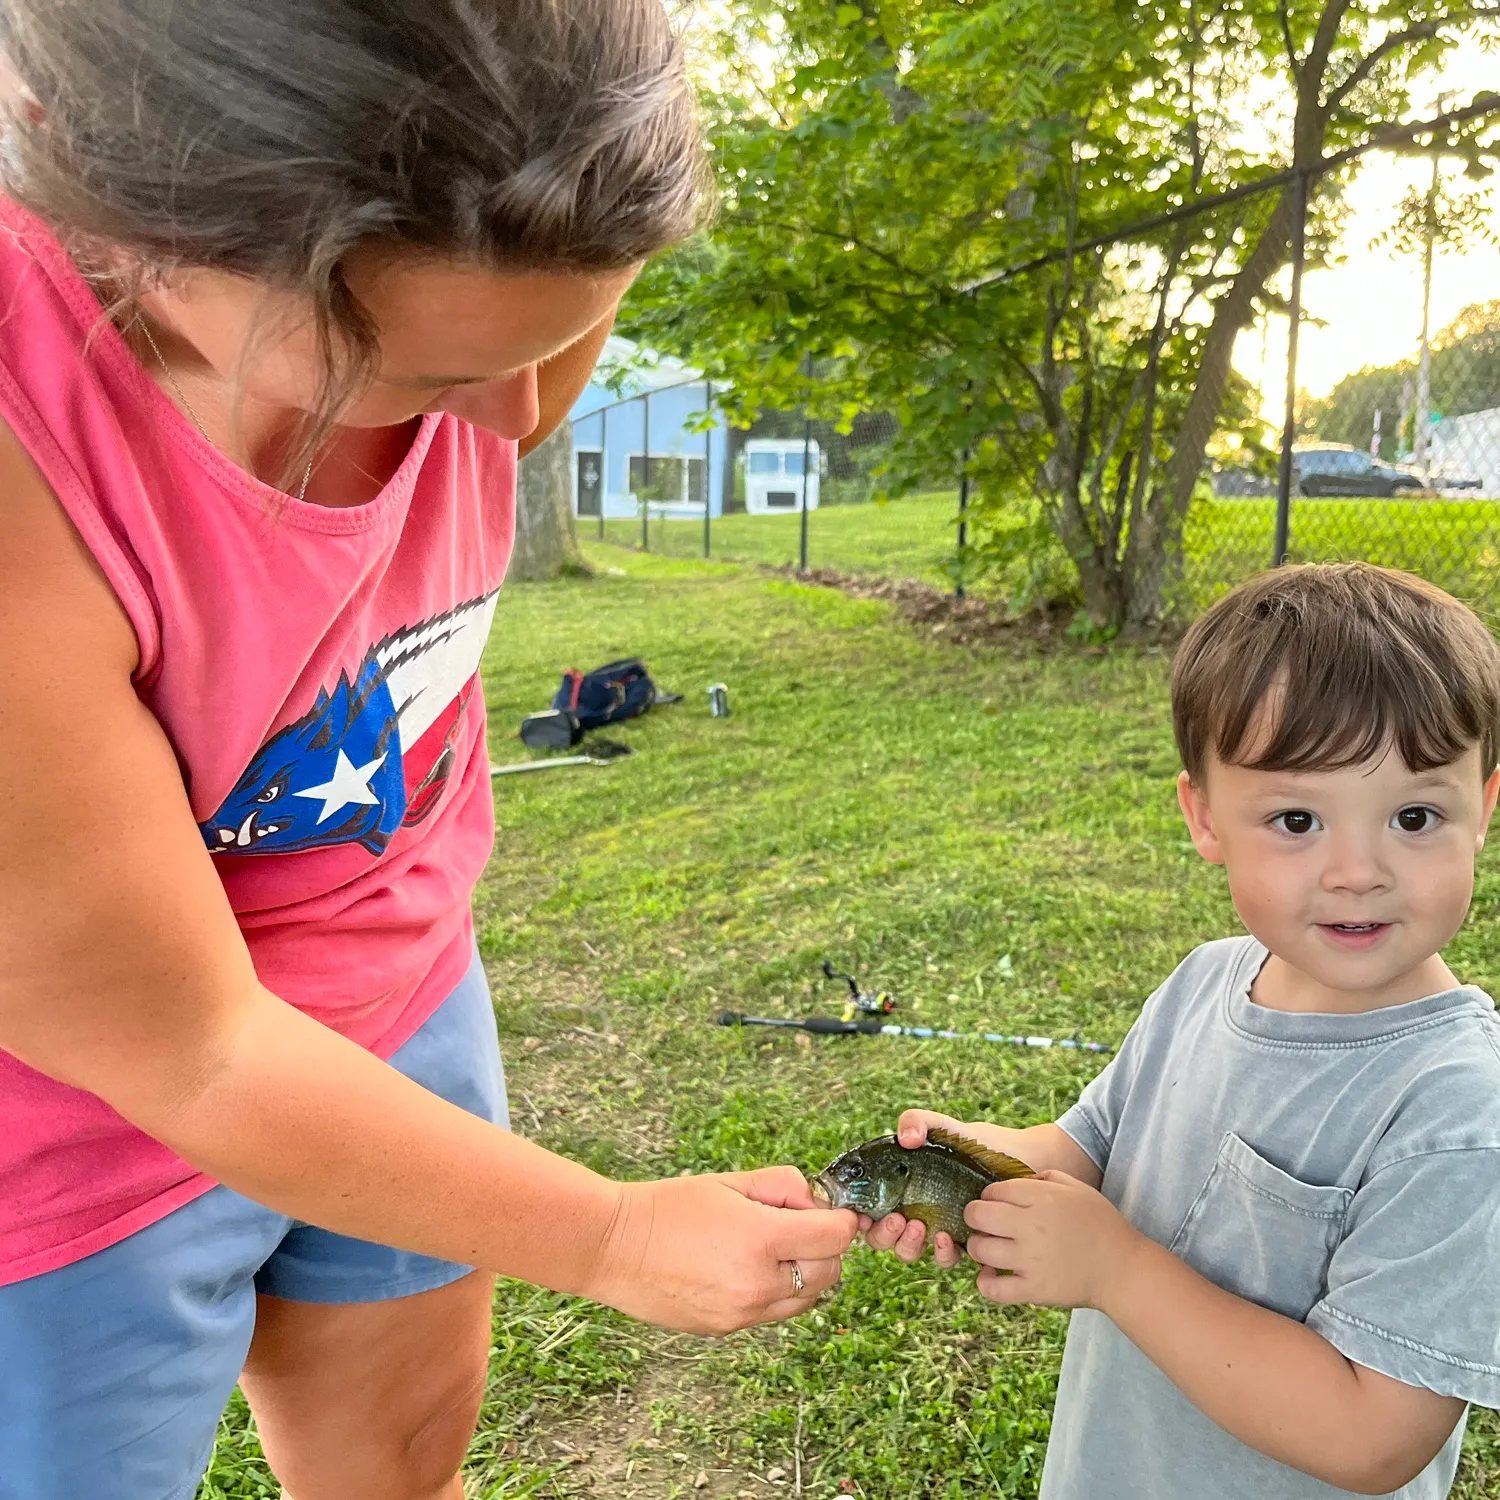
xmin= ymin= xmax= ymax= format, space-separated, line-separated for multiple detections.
xmin=927 ymin=1125 xmax=1035 ymax=1180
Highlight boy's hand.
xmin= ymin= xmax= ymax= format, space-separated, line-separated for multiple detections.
xmin=965 ymin=1170 xmax=1142 ymax=1308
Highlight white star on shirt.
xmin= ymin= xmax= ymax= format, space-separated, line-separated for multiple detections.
xmin=294 ymin=750 xmax=388 ymax=824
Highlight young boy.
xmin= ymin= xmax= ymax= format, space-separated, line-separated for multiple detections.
xmin=868 ymin=562 xmax=1500 ymax=1498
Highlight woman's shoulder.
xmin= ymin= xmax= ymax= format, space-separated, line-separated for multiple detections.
xmin=0 ymin=198 xmax=100 ymax=352
xmin=0 ymin=408 xmax=142 ymax=695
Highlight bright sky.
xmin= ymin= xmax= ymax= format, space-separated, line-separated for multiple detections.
xmin=1237 ymin=45 xmax=1500 ymax=417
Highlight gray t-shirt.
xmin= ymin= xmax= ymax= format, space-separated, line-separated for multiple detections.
xmin=1045 ymin=935 xmax=1500 ymax=1500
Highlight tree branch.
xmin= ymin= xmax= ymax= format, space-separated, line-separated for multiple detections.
xmin=753 ymin=217 xmax=934 ymax=287
xmin=1278 ymin=0 xmax=1300 ymax=82
xmin=1329 ymin=20 xmax=1442 ymax=108
xmin=1302 ymin=0 xmax=1354 ymax=116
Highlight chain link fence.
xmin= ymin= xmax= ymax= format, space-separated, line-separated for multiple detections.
xmin=580 ymin=101 xmax=1500 ymax=621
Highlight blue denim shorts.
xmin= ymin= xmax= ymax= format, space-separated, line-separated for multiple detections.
xmin=0 ymin=947 xmax=507 ymax=1500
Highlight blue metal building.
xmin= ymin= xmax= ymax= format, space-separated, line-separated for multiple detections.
xmin=568 ymin=336 xmax=730 ymax=520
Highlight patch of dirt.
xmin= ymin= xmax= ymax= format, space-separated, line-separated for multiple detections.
xmin=503 ymin=1356 xmax=795 ymax=1499
xmin=482 ymin=956 xmax=679 ymax=1171
xmin=768 ymin=564 xmax=1180 ymax=651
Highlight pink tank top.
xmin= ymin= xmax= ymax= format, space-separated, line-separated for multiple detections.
xmin=0 ymin=199 xmax=516 ymax=1285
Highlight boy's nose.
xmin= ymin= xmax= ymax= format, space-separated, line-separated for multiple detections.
xmin=1318 ymin=833 xmax=1391 ymax=895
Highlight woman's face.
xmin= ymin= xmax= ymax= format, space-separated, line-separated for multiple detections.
xmin=147 ymin=251 xmax=639 ymax=441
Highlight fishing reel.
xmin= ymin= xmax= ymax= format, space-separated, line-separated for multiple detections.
xmin=821 ymin=959 xmax=897 ymax=1020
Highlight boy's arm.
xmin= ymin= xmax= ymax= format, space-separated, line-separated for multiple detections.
xmin=970 ymin=1173 xmax=1464 ymax=1494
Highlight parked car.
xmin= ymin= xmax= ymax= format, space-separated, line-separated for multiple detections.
xmin=1292 ymin=444 xmax=1426 ymax=498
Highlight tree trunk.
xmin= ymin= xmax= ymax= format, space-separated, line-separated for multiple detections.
xmin=1124 ymin=72 xmax=1332 ymax=625
xmin=509 ymin=419 xmax=588 ymax=582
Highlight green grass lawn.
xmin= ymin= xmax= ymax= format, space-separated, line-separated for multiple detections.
xmin=593 ymin=491 xmax=1500 ymax=622
xmin=595 ymin=491 xmax=965 ymax=587
xmin=1186 ymin=495 xmax=1500 ymax=614
xmin=200 ymin=547 xmax=1500 ymax=1499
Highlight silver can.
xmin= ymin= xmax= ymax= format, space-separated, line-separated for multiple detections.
xmin=708 ymin=682 xmax=730 ymax=717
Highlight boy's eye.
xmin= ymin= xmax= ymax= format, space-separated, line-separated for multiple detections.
xmin=1393 ymin=805 xmax=1442 ymax=834
xmin=1271 ymin=809 xmax=1321 ymax=835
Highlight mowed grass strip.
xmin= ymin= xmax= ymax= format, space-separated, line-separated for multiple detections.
xmin=598 ymin=492 xmax=1500 ymax=623
xmin=1187 ymin=495 xmax=1500 ymax=614
xmin=201 ymin=547 xmax=1500 ymax=1498
xmin=597 ymin=491 xmax=964 ymax=586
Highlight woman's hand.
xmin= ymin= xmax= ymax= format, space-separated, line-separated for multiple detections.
xmin=586 ymin=1166 xmax=859 ymax=1335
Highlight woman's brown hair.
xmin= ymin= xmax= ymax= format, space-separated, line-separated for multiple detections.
xmin=0 ymin=0 xmax=709 ymax=483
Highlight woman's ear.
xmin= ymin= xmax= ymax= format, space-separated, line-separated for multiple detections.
xmin=1177 ymin=769 xmax=1226 ymax=866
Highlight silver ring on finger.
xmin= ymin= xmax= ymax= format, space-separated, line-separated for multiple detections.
xmin=789 ymin=1259 xmax=805 ymax=1297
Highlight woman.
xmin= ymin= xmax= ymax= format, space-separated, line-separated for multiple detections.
xmin=0 ymin=4 xmax=858 ymax=1498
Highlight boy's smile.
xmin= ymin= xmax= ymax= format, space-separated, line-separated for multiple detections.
xmin=1178 ymin=743 xmax=1500 ymax=1013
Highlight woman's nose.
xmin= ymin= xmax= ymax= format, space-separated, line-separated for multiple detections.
xmin=436 ymin=368 xmax=540 ymax=441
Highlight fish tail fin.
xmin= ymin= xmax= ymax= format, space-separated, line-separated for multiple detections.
xmin=927 ymin=1125 xmax=1036 ymax=1180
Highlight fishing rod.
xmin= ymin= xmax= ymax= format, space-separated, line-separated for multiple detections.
xmin=714 ymin=1011 xmax=1114 ymax=1055
xmin=490 ymin=741 xmax=635 ymax=777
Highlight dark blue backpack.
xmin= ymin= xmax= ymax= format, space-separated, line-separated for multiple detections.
xmin=553 ymin=658 xmax=659 ymax=730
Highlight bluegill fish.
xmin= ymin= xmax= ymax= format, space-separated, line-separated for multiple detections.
xmin=807 ymin=1126 xmax=1034 ymax=1245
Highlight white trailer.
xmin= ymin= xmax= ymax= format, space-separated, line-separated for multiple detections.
xmin=743 ymin=439 xmax=821 ymax=514
xmin=1427 ymin=408 xmax=1500 ymax=497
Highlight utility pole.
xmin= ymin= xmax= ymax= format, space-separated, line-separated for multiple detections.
xmin=799 ymin=351 xmax=813 ymax=572
xmin=1274 ymin=168 xmax=1309 ymax=568
xmin=641 ymin=389 xmax=651 ymax=550
xmin=1415 ymin=92 xmax=1456 ymax=474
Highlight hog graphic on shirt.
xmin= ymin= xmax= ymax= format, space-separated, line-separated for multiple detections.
xmin=200 ymin=591 xmax=499 ymax=858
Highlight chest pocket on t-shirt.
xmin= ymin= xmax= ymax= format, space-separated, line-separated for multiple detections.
xmin=1168 ymin=1132 xmax=1352 ymax=1322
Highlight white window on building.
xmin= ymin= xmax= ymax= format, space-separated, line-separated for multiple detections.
xmin=629 ymin=455 xmax=708 ymax=507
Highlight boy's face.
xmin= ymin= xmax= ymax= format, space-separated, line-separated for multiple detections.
xmin=1178 ymin=741 xmax=1500 ymax=1010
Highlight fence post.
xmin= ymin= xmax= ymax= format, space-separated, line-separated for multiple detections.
xmin=598 ymin=407 xmax=607 ymax=541
xmin=799 ymin=351 xmax=813 ymax=572
xmin=641 ymin=390 xmax=651 ymax=552
xmin=956 ymin=447 xmax=970 ymax=601
xmin=704 ymin=380 xmax=713 ymax=559
xmin=1273 ymin=167 xmax=1309 ymax=568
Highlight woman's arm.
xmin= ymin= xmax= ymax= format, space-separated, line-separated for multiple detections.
xmin=0 ymin=428 xmax=854 ymax=1332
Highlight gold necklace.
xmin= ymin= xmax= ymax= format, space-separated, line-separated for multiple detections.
xmin=137 ymin=319 xmax=314 ymax=501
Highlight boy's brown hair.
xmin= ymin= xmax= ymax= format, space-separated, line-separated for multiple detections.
xmin=1172 ymin=562 xmax=1500 ymax=782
